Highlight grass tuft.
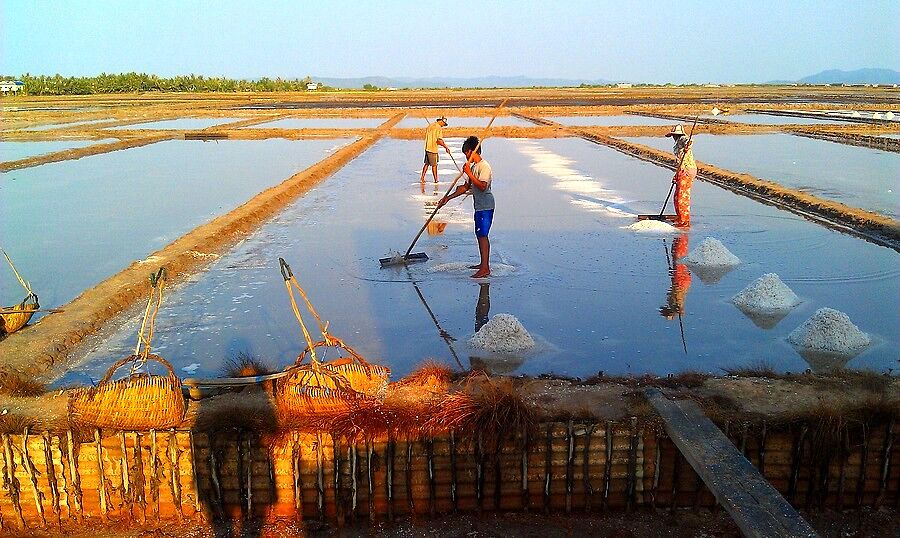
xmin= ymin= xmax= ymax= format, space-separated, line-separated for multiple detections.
xmin=722 ymin=359 xmax=777 ymax=378
xmin=0 ymin=372 xmax=47 ymax=397
xmin=222 ymin=351 xmax=275 ymax=378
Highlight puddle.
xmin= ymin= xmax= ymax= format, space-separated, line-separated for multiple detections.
xmin=1 ymin=139 xmax=118 ymax=162
xmin=879 ymin=134 xmax=900 ymax=139
xmin=63 ymin=137 xmax=899 ymax=385
xmin=247 ymin=117 xmax=387 ymax=129
xmin=707 ymin=114 xmax=852 ymax=125
xmin=1 ymin=139 xmax=353 ymax=312
xmin=22 ymin=119 xmax=116 ymax=131
xmin=106 ymin=117 xmax=248 ymax=130
xmin=544 ymin=115 xmax=674 ymax=126
xmin=625 ymin=134 xmax=900 ymax=217
xmin=393 ymin=116 xmax=535 ymax=128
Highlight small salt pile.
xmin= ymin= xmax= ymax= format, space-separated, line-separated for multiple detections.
xmin=732 ymin=273 xmax=800 ymax=313
xmin=787 ymin=308 xmax=870 ymax=357
xmin=732 ymin=273 xmax=800 ymax=329
xmin=469 ymin=314 xmax=535 ymax=353
xmin=683 ymin=238 xmax=741 ymax=267
xmin=624 ymin=220 xmax=679 ymax=234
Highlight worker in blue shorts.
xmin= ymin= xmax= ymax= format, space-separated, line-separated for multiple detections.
xmin=437 ymin=136 xmax=494 ymax=278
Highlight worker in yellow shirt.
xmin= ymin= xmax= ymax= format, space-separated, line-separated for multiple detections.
xmin=420 ymin=116 xmax=451 ymax=183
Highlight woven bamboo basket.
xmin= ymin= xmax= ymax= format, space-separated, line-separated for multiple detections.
xmin=0 ymin=293 xmax=38 ymax=335
xmin=295 ymin=339 xmax=390 ymax=397
xmin=68 ymin=354 xmax=186 ymax=430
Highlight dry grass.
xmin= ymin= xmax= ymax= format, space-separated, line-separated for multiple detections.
xmin=396 ymin=361 xmax=453 ymax=386
xmin=222 ymin=351 xmax=275 ymax=378
xmin=0 ymin=372 xmax=47 ymax=397
xmin=0 ymin=412 xmax=51 ymax=434
xmin=722 ymin=360 xmax=777 ymax=378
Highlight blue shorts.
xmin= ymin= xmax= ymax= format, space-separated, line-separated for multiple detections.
xmin=474 ymin=209 xmax=494 ymax=238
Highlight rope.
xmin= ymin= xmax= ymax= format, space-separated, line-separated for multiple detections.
xmin=1 ymin=249 xmax=32 ymax=295
xmin=283 ymin=278 xmax=321 ymax=365
xmin=130 ymin=269 xmax=166 ymax=375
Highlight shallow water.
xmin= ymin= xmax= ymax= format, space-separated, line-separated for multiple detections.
xmin=64 ymin=137 xmax=899 ymax=385
xmin=625 ymin=134 xmax=899 ymax=217
xmin=0 ymin=139 xmax=118 ymax=162
xmin=23 ymin=119 xmax=116 ymax=131
xmin=708 ymin=114 xmax=850 ymax=125
xmin=106 ymin=117 xmax=247 ymax=130
xmin=393 ymin=116 xmax=535 ymax=128
xmin=545 ymin=115 xmax=674 ymax=127
xmin=247 ymin=117 xmax=388 ymax=129
xmin=1 ymin=139 xmax=352 ymax=311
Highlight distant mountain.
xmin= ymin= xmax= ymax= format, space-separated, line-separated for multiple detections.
xmin=315 ymin=75 xmax=616 ymax=89
xmin=794 ymin=68 xmax=900 ymax=85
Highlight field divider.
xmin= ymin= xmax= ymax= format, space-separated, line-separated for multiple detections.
xmin=0 ymin=113 xmax=404 ymax=380
xmin=0 ymin=134 xmax=180 ymax=172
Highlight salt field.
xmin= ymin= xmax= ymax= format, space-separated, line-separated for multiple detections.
xmin=21 ymin=118 xmax=116 ymax=131
xmin=247 ymin=117 xmax=388 ymax=129
xmin=1 ymin=138 xmax=352 ymax=311
xmin=393 ymin=115 xmax=535 ymax=128
xmin=545 ymin=115 xmax=674 ymax=126
xmin=625 ymin=134 xmax=900 ymax=217
xmin=0 ymin=138 xmax=118 ymax=161
xmin=106 ymin=117 xmax=247 ymax=130
xmin=707 ymin=113 xmax=850 ymax=125
xmin=63 ymin=137 xmax=899 ymax=385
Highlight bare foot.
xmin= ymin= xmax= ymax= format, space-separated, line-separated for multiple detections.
xmin=470 ymin=269 xmax=491 ymax=278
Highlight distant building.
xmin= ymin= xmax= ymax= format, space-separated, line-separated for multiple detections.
xmin=616 ymin=83 xmax=632 ymax=88
xmin=306 ymin=82 xmax=319 ymax=91
xmin=0 ymin=80 xmax=24 ymax=94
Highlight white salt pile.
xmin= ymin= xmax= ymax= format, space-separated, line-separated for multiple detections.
xmin=683 ymin=238 xmax=741 ymax=267
xmin=787 ymin=308 xmax=871 ymax=357
xmin=428 ymin=262 xmax=517 ymax=276
xmin=469 ymin=314 xmax=535 ymax=353
xmin=623 ymin=220 xmax=679 ymax=234
xmin=732 ymin=273 xmax=801 ymax=313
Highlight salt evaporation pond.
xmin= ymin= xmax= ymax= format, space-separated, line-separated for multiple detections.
xmin=625 ymin=134 xmax=900 ymax=218
xmin=106 ymin=117 xmax=247 ymax=130
xmin=393 ymin=116 xmax=535 ymax=128
xmin=545 ymin=115 xmax=673 ymax=126
xmin=63 ymin=137 xmax=899 ymax=385
xmin=707 ymin=114 xmax=849 ymax=125
xmin=1 ymin=139 xmax=118 ymax=162
xmin=22 ymin=118 xmax=116 ymax=131
xmin=247 ymin=117 xmax=388 ymax=129
xmin=1 ymin=138 xmax=352 ymax=312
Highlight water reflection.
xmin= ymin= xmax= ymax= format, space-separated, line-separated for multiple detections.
xmin=794 ymin=349 xmax=854 ymax=374
xmin=659 ymin=235 xmax=690 ymax=354
xmin=475 ymin=283 xmax=490 ymax=332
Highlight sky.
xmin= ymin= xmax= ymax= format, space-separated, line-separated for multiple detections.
xmin=1 ymin=0 xmax=898 ymax=83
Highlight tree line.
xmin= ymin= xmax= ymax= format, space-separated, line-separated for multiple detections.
xmin=1 ymin=73 xmax=331 ymax=95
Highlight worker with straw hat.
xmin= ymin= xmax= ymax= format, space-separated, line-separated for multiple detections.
xmin=419 ymin=116 xmax=451 ymax=184
xmin=665 ymin=124 xmax=697 ymax=228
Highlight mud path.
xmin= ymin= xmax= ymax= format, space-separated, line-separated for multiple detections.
xmin=0 ymin=114 xmax=404 ymax=380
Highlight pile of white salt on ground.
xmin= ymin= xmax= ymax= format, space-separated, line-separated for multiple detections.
xmin=469 ymin=314 xmax=535 ymax=353
xmin=788 ymin=308 xmax=871 ymax=358
xmin=732 ymin=273 xmax=801 ymax=329
xmin=623 ymin=220 xmax=679 ymax=234
xmin=682 ymin=237 xmax=740 ymax=284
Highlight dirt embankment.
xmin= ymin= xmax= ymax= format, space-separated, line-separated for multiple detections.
xmin=0 ymin=114 xmax=405 ymax=380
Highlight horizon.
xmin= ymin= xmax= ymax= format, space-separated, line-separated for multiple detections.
xmin=2 ymin=0 xmax=898 ymax=84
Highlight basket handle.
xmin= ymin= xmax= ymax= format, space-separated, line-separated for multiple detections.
xmin=98 ymin=353 xmax=178 ymax=387
xmin=295 ymin=337 xmax=371 ymax=368
xmin=279 ymin=257 xmax=293 ymax=281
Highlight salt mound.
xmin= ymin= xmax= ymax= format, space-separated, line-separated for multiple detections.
xmin=683 ymin=238 xmax=740 ymax=267
xmin=624 ymin=220 xmax=679 ymax=234
xmin=428 ymin=262 xmax=516 ymax=276
xmin=732 ymin=273 xmax=800 ymax=313
xmin=787 ymin=308 xmax=870 ymax=357
xmin=469 ymin=314 xmax=535 ymax=353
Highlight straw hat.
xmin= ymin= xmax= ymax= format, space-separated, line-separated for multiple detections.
xmin=437 ymin=116 xmax=448 ymax=125
xmin=666 ymin=125 xmax=686 ymax=137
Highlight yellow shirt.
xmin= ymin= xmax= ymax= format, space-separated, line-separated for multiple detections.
xmin=424 ymin=122 xmax=443 ymax=153
xmin=674 ymin=138 xmax=696 ymax=170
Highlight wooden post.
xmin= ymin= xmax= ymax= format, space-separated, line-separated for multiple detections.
xmin=118 ymin=432 xmax=131 ymax=518
xmin=132 ymin=432 xmax=146 ymax=523
xmin=291 ymin=435 xmax=303 ymax=517
xmin=2 ymin=433 xmax=26 ymax=529
xmin=94 ymin=429 xmax=108 ymax=522
xmin=65 ymin=430 xmax=82 ymax=521
xmin=565 ymin=420 xmax=574 ymax=514
xmin=520 ymin=426 xmax=530 ymax=512
xmin=627 ymin=418 xmax=638 ymax=512
xmin=41 ymin=431 xmax=61 ymax=525
xmin=207 ymin=432 xmax=222 ymax=519
xmin=602 ymin=422 xmax=612 ymax=511
xmin=168 ymin=430 xmax=183 ymax=521
xmin=875 ymin=418 xmax=894 ymax=509
xmin=350 ymin=443 xmax=359 ymax=521
xmin=543 ymin=423 xmax=552 ymax=514
xmin=385 ymin=437 xmax=394 ymax=521
xmin=366 ymin=440 xmax=374 ymax=524
xmin=316 ymin=434 xmax=325 ymax=521
xmin=188 ymin=432 xmax=202 ymax=517
xmin=244 ymin=433 xmax=253 ymax=518
xmin=404 ymin=439 xmax=414 ymax=515
xmin=150 ymin=429 xmax=159 ymax=520
xmin=449 ymin=431 xmax=457 ymax=512
xmin=584 ymin=423 xmax=596 ymax=512
xmin=426 ymin=438 xmax=435 ymax=517
xmin=475 ymin=432 xmax=484 ymax=514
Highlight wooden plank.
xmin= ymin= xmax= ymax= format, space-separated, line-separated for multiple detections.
xmin=646 ymin=389 xmax=817 ymax=538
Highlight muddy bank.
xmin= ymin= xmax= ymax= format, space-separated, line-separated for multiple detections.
xmin=0 ymin=134 xmax=177 ymax=171
xmin=0 ymin=115 xmax=403 ymax=380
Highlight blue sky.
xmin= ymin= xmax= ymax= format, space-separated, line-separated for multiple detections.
xmin=2 ymin=0 xmax=897 ymax=83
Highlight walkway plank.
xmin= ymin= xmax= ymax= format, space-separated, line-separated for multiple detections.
xmin=645 ymin=389 xmax=818 ymax=538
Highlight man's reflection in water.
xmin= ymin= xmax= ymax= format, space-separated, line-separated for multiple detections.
xmin=475 ymin=283 xmax=491 ymax=332
xmin=659 ymin=234 xmax=691 ymax=320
